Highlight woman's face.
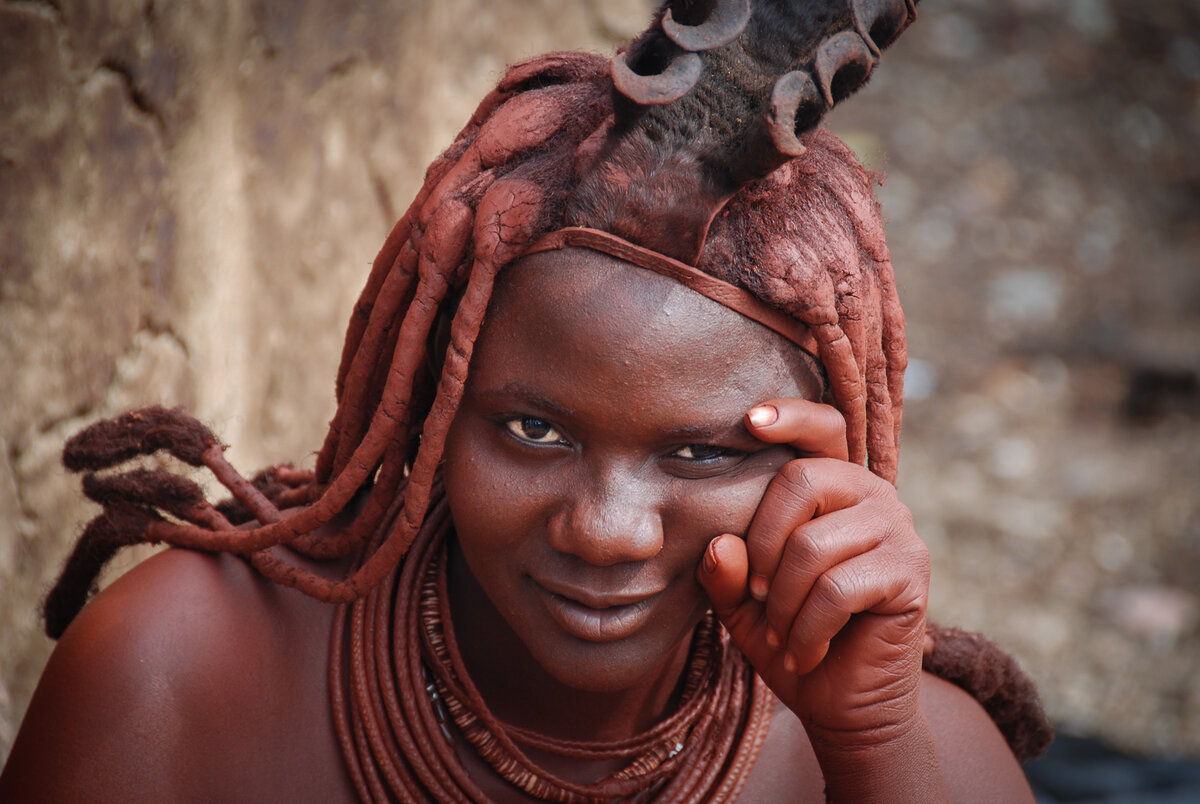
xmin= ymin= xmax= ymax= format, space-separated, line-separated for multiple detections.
xmin=442 ymin=247 xmax=821 ymax=693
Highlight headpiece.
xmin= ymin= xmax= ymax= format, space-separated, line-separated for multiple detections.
xmin=567 ymin=0 xmax=918 ymax=264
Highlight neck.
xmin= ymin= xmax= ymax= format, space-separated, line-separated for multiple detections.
xmin=445 ymin=539 xmax=696 ymax=744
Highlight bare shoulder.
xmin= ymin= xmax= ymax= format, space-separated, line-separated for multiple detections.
xmin=921 ymin=671 xmax=1036 ymax=802
xmin=740 ymin=673 xmax=1035 ymax=802
xmin=0 ymin=547 xmax=354 ymax=802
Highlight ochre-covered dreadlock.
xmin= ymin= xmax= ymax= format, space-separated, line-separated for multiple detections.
xmin=44 ymin=0 xmax=1051 ymax=778
xmin=49 ymin=55 xmax=615 ymax=623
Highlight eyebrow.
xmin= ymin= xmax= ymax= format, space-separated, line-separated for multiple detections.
xmin=662 ymin=423 xmax=718 ymax=440
xmin=471 ymin=382 xmax=578 ymax=419
xmin=662 ymin=419 xmax=762 ymax=446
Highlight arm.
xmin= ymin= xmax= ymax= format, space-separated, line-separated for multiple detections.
xmin=0 ymin=546 xmax=351 ymax=803
xmin=0 ymin=550 xmax=222 ymax=802
xmin=923 ymin=672 xmax=1035 ymax=802
xmin=696 ymin=398 xmax=1033 ymax=802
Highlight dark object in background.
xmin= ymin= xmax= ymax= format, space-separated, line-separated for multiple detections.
xmin=1122 ymin=367 xmax=1200 ymax=425
xmin=1026 ymin=735 xmax=1200 ymax=803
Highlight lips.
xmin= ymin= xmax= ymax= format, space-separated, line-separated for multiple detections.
xmin=531 ymin=578 xmax=663 ymax=643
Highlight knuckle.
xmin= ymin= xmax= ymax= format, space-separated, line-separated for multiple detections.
xmin=860 ymin=471 xmax=897 ymax=502
xmin=892 ymin=499 xmax=916 ymax=530
xmin=856 ymin=510 xmax=889 ymax=548
xmin=865 ymin=495 xmax=915 ymax=539
xmin=815 ymin=571 xmax=852 ymax=608
xmin=777 ymin=460 xmax=815 ymax=494
xmin=780 ymin=527 xmax=820 ymax=572
xmin=882 ymin=512 xmax=916 ymax=546
xmin=910 ymin=543 xmax=932 ymax=578
xmin=825 ymin=405 xmax=847 ymax=440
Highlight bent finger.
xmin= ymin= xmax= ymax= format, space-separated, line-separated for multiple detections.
xmin=762 ymin=512 xmax=885 ymax=647
xmin=696 ymin=533 xmax=750 ymax=617
xmin=784 ymin=552 xmax=926 ymax=675
xmin=745 ymin=458 xmax=885 ymax=598
xmin=697 ymin=535 xmax=780 ymax=672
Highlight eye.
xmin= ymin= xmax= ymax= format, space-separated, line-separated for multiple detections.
xmin=671 ymin=444 xmax=740 ymax=462
xmin=505 ymin=416 xmax=567 ymax=446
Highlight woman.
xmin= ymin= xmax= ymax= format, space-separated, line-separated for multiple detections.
xmin=0 ymin=1 xmax=1050 ymax=800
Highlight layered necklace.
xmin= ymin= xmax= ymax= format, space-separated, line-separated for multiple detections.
xmin=330 ymin=489 xmax=774 ymax=802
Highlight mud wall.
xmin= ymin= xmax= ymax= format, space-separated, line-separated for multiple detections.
xmin=0 ymin=0 xmax=652 ymax=758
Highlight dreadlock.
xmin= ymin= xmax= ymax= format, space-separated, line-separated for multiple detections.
xmin=44 ymin=0 xmax=1050 ymax=775
xmin=49 ymin=55 xmax=616 ymax=621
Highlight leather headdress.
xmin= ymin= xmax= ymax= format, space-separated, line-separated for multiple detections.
xmin=562 ymin=0 xmax=920 ymax=265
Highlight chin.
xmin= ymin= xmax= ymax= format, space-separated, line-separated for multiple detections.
xmin=536 ymin=639 xmax=685 ymax=694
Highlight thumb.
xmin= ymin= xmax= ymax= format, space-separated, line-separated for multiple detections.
xmin=696 ymin=534 xmax=750 ymax=618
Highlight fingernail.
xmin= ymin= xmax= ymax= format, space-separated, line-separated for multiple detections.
xmin=765 ymin=627 xmax=780 ymax=648
xmin=749 ymin=574 xmax=768 ymax=601
xmin=747 ymin=405 xmax=778 ymax=428
xmin=703 ymin=538 xmax=720 ymax=574
xmin=783 ymin=652 xmax=799 ymax=674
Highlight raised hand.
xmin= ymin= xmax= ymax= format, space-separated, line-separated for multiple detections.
xmin=696 ymin=397 xmax=949 ymax=799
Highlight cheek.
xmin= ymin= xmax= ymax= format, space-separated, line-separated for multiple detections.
xmin=442 ymin=420 xmax=550 ymax=555
xmin=664 ymin=450 xmax=793 ymax=551
xmin=443 ymin=423 xmax=502 ymax=547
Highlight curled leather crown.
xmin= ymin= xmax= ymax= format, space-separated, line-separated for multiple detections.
xmin=567 ymin=0 xmax=920 ymax=264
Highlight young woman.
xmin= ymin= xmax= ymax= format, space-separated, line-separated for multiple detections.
xmin=0 ymin=1 xmax=1050 ymax=800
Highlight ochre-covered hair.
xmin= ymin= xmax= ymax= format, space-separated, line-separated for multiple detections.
xmin=49 ymin=1 xmax=918 ymax=623
xmin=47 ymin=69 xmax=899 ymax=614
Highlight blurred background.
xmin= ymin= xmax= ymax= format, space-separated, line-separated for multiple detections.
xmin=2 ymin=0 xmax=1197 ymax=797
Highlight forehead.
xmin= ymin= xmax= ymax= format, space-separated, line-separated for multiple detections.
xmin=473 ymin=247 xmax=819 ymax=403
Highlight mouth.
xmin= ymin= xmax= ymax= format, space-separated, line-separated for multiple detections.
xmin=531 ymin=579 xmax=663 ymax=643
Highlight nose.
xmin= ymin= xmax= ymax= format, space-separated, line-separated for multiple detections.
xmin=548 ymin=475 xmax=664 ymax=566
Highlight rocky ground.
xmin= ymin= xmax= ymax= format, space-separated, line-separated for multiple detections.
xmin=830 ymin=0 xmax=1200 ymax=766
xmin=2 ymin=0 xmax=1198 ymax=791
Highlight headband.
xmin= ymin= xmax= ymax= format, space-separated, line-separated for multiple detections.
xmin=522 ymin=227 xmax=820 ymax=359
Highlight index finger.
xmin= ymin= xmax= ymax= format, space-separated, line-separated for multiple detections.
xmin=745 ymin=398 xmax=849 ymax=461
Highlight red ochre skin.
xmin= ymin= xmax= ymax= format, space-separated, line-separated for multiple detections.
xmin=444 ymin=248 xmax=819 ymax=710
xmin=0 ymin=249 xmax=1034 ymax=803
